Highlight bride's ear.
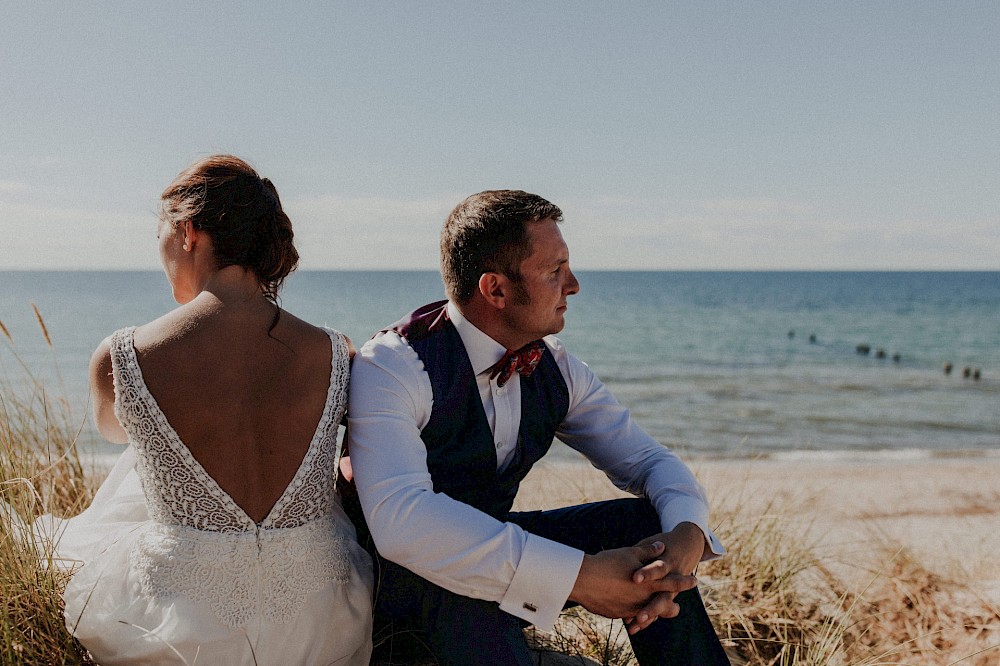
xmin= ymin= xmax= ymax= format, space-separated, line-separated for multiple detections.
xmin=181 ymin=220 xmax=198 ymax=252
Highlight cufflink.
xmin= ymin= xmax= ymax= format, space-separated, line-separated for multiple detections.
xmin=522 ymin=603 xmax=537 ymax=613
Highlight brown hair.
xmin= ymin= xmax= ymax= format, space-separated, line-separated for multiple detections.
xmin=440 ymin=190 xmax=562 ymax=303
xmin=160 ymin=155 xmax=299 ymax=302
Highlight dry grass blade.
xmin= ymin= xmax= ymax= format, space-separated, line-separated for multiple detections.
xmin=528 ymin=608 xmax=632 ymax=665
xmin=0 ymin=320 xmax=13 ymax=346
xmin=30 ymin=303 xmax=53 ymax=348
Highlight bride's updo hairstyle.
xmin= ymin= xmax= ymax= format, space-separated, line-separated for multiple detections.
xmin=160 ymin=155 xmax=299 ymax=302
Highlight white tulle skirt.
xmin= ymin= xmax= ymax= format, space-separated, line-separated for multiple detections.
xmin=9 ymin=447 xmax=374 ymax=666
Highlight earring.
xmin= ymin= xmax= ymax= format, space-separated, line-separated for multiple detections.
xmin=183 ymin=243 xmax=189 ymax=251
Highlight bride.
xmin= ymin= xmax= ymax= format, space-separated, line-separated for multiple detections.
xmin=40 ymin=155 xmax=372 ymax=664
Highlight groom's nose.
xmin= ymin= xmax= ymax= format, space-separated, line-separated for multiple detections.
xmin=564 ymin=268 xmax=580 ymax=296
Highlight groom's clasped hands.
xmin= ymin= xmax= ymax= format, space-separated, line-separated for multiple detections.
xmin=569 ymin=521 xmax=706 ymax=635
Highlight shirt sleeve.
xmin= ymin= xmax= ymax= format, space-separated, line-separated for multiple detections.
xmin=347 ymin=333 xmax=583 ymax=630
xmin=550 ymin=339 xmax=726 ymax=559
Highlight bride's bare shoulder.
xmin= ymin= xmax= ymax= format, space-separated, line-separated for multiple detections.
xmin=129 ymin=306 xmax=195 ymax=351
xmin=275 ymin=310 xmax=354 ymax=355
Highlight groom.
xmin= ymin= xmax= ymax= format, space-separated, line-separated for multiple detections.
xmin=347 ymin=190 xmax=730 ymax=665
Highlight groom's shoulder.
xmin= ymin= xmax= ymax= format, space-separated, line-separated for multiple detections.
xmin=351 ymin=331 xmax=429 ymax=399
xmin=355 ymin=301 xmax=448 ymax=363
xmin=380 ymin=300 xmax=450 ymax=342
xmin=357 ymin=327 xmax=426 ymax=374
xmin=360 ymin=329 xmax=413 ymax=358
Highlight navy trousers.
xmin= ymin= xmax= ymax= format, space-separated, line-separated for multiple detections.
xmin=352 ymin=497 xmax=730 ymax=666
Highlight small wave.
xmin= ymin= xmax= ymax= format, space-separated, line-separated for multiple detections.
xmin=760 ymin=448 xmax=1000 ymax=463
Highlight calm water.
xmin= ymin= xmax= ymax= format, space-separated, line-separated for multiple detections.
xmin=1 ymin=271 xmax=997 ymax=459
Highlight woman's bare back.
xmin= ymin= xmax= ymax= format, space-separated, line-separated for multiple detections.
xmin=132 ymin=300 xmax=341 ymax=523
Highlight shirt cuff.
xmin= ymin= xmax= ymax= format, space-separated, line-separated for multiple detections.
xmin=499 ymin=534 xmax=583 ymax=632
xmin=659 ymin=496 xmax=726 ymax=560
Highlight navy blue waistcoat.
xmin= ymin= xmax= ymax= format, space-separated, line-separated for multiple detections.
xmin=387 ymin=301 xmax=570 ymax=521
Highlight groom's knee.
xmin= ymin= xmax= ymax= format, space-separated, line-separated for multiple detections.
xmin=510 ymin=497 xmax=662 ymax=553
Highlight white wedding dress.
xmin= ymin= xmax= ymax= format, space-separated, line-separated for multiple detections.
xmin=27 ymin=326 xmax=373 ymax=665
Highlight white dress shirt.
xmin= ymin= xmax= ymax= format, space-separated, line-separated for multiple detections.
xmin=348 ymin=302 xmax=724 ymax=632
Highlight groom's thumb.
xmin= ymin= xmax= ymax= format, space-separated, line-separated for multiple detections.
xmin=646 ymin=540 xmax=665 ymax=556
xmin=635 ymin=540 xmax=665 ymax=565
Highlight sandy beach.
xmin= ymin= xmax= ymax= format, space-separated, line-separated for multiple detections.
xmin=513 ymin=453 xmax=1000 ymax=663
xmin=516 ymin=452 xmax=1000 ymax=603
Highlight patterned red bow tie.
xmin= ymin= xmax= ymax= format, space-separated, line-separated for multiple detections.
xmin=488 ymin=341 xmax=546 ymax=388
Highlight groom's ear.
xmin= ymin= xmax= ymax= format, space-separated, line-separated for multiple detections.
xmin=478 ymin=272 xmax=508 ymax=311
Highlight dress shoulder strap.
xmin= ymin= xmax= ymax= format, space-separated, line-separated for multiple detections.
xmin=319 ymin=326 xmax=351 ymax=434
xmin=107 ymin=326 xmax=139 ymax=419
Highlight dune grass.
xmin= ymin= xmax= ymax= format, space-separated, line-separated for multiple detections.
xmin=704 ymin=510 xmax=1000 ymax=665
xmin=2 ymin=320 xmax=998 ymax=665
xmin=1 ymin=317 xmax=97 ymax=665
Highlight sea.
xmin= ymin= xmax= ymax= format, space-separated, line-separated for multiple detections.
xmin=1 ymin=270 xmax=997 ymax=462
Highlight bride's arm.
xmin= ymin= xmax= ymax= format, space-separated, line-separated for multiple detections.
xmin=89 ymin=336 xmax=128 ymax=444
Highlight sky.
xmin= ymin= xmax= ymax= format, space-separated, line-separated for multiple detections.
xmin=2 ymin=2 xmax=998 ymax=271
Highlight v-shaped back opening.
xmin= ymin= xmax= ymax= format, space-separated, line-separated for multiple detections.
xmin=116 ymin=326 xmax=342 ymax=528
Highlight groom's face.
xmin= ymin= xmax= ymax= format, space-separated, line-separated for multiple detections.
xmin=503 ymin=218 xmax=580 ymax=340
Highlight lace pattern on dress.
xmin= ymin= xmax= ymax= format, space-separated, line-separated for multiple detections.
xmin=130 ymin=519 xmax=352 ymax=628
xmin=108 ymin=326 xmax=352 ymax=626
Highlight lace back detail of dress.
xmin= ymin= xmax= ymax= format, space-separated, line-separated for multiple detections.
xmin=109 ymin=326 xmax=350 ymax=532
xmin=262 ymin=328 xmax=350 ymax=529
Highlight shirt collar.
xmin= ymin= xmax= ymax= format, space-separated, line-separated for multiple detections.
xmin=447 ymin=301 xmax=509 ymax=376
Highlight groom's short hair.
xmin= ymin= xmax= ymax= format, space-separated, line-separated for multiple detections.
xmin=441 ymin=190 xmax=562 ymax=303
